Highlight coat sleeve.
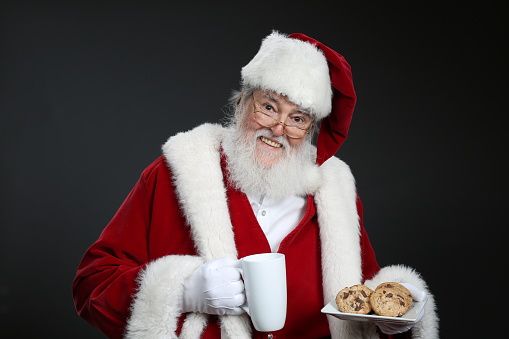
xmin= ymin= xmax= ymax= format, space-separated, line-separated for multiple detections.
xmin=72 ymin=157 xmax=203 ymax=338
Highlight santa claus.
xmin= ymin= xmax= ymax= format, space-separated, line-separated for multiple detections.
xmin=73 ymin=31 xmax=439 ymax=339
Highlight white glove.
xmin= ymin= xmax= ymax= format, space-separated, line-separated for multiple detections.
xmin=401 ymin=282 xmax=426 ymax=301
xmin=375 ymin=308 xmax=425 ymax=334
xmin=182 ymin=257 xmax=246 ymax=315
xmin=375 ymin=283 xmax=426 ymax=335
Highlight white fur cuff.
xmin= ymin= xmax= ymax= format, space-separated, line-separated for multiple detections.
xmin=125 ymin=255 xmax=204 ymax=338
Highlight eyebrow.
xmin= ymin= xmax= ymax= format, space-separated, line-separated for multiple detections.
xmin=261 ymin=93 xmax=311 ymax=115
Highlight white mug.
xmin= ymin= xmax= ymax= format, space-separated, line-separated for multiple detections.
xmin=238 ymin=253 xmax=287 ymax=332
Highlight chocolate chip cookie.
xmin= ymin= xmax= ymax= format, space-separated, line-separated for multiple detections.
xmin=370 ymin=284 xmax=412 ymax=317
xmin=375 ymin=282 xmax=412 ymax=300
xmin=335 ymin=284 xmax=374 ymax=314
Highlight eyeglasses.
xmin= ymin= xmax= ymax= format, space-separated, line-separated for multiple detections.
xmin=252 ymin=99 xmax=313 ymax=139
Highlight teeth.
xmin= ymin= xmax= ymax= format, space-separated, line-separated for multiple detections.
xmin=260 ymin=136 xmax=283 ymax=148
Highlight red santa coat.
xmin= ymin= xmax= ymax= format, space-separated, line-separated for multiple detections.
xmin=73 ymin=124 xmax=438 ymax=339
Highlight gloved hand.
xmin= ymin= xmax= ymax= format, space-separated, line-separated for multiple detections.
xmin=375 ymin=283 xmax=426 ymax=335
xmin=400 ymin=282 xmax=426 ymax=301
xmin=375 ymin=308 xmax=425 ymax=334
xmin=182 ymin=257 xmax=246 ymax=315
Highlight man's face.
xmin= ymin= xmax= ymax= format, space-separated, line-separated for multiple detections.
xmin=240 ymin=90 xmax=311 ymax=168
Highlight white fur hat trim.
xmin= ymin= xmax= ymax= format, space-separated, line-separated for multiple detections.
xmin=241 ymin=31 xmax=332 ymax=120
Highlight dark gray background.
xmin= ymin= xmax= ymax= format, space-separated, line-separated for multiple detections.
xmin=0 ymin=1 xmax=506 ymax=338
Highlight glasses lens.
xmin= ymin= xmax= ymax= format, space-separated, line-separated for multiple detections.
xmin=285 ymin=125 xmax=307 ymax=138
xmin=254 ymin=111 xmax=309 ymax=139
xmin=254 ymin=111 xmax=275 ymax=127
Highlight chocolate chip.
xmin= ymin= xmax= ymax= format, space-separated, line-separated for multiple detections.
xmin=386 ymin=293 xmax=393 ymax=298
xmin=342 ymin=292 xmax=349 ymax=299
xmin=361 ymin=290 xmax=367 ymax=297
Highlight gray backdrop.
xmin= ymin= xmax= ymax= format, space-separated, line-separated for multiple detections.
xmin=1 ymin=1 xmax=506 ymax=338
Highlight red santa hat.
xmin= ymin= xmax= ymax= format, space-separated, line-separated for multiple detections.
xmin=241 ymin=31 xmax=357 ymax=165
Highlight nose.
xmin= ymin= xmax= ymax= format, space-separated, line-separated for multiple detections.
xmin=271 ymin=121 xmax=285 ymax=136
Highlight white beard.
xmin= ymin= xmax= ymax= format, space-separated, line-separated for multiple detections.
xmin=222 ymin=122 xmax=322 ymax=201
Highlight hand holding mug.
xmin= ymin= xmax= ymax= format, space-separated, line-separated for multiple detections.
xmin=182 ymin=257 xmax=245 ymax=315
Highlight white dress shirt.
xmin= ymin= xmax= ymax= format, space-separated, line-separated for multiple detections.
xmin=247 ymin=193 xmax=307 ymax=252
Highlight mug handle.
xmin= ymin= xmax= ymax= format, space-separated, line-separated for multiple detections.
xmin=236 ymin=267 xmax=250 ymax=315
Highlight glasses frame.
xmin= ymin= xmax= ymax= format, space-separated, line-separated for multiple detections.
xmin=252 ymin=98 xmax=313 ymax=139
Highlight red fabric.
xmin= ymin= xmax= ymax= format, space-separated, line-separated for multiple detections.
xmin=288 ymin=33 xmax=357 ymax=166
xmin=73 ymin=155 xmax=383 ymax=338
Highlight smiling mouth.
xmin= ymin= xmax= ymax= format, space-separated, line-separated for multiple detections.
xmin=259 ymin=136 xmax=283 ymax=148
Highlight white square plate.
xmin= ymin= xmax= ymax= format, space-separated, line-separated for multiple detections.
xmin=321 ymin=295 xmax=428 ymax=324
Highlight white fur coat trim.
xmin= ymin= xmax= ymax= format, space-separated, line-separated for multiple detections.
xmin=125 ymin=255 xmax=206 ymax=338
xmin=125 ymin=124 xmax=439 ymax=338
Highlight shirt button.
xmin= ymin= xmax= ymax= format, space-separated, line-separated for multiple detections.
xmin=261 ymin=210 xmax=267 ymax=216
